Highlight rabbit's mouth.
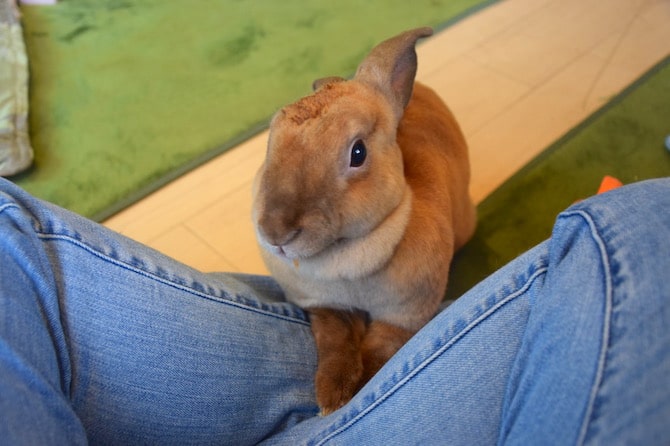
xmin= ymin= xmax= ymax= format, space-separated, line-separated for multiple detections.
xmin=266 ymin=243 xmax=294 ymax=259
xmin=266 ymin=234 xmax=343 ymax=262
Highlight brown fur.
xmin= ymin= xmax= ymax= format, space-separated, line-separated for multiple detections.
xmin=251 ymin=28 xmax=476 ymax=415
xmin=283 ymin=82 xmax=346 ymax=125
xmin=308 ymin=308 xmax=367 ymax=415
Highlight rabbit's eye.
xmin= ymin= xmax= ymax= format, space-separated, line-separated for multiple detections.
xmin=350 ymin=140 xmax=367 ymax=167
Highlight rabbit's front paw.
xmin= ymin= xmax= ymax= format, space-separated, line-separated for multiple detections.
xmin=315 ymin=356 xmax=364 ymax=416
xmin=309 ymin=308 xmax=367 ymax=416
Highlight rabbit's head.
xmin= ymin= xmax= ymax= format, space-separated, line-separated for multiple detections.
xmin=253 ymin=28 xmax=433 ymax=262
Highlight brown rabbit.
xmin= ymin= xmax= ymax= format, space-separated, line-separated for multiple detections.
xmin=252 ymin=27 xmax=476 ymax=415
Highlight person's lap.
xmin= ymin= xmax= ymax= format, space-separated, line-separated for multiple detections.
xmin=0 ymin=178 xmax=321 ymax=444
xmin=1 ymin=177 xmax=668 ymax=445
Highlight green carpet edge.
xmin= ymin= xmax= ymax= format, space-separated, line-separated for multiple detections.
xmin=476 ymin=54 xmax=670 ymax=214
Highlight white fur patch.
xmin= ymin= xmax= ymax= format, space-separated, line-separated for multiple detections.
xmin=297 ymin=187 xmax=413 ymax=280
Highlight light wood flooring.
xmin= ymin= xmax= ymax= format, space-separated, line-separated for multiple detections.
xmin=104 ymin=0 xmax=670 ymax=275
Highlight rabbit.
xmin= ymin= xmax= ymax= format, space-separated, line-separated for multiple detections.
xmin=252 ymin=27 xmax=476 ymax=415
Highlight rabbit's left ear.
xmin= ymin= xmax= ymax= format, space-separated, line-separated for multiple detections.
xmin=312 ymin=76 xmax=346 ymax=91
xmin=354 ymin=27 xmax=433 ymax=120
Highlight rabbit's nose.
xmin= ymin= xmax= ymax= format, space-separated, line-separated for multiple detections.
xmin=258 ymin=211 xmax=303 ymax=247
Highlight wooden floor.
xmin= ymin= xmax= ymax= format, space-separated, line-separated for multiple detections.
xmin=104 ymin=0 xmax=670 ymax=275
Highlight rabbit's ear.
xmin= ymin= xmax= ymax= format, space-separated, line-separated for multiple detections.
xmin=312 ymin=76 xmax=346 ymax=91
xmin=355 ymin=27 xmax=433 ymax=120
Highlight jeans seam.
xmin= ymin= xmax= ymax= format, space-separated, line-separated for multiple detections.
xmin=35 ymin=232 xmax=310 ymax=326
xmin=559 ymin=210 xmax=612 ymax=446
xmin=315 ymin=264 xmax=548 ymax=446
xmin=0 ymin=202 xmax=19 ymax=215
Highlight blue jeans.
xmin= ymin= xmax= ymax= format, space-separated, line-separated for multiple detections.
xmin=1 ymin=177 xmax=669 ymax=445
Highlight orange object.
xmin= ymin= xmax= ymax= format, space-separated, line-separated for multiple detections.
xmin=597 ymin=175 xmax=623 ymax=194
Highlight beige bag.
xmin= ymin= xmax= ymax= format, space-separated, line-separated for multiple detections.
xmin=0 ymin=0 xmax=33 ymax=176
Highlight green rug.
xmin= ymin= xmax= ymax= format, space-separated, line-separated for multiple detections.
xmin=445 ymin=56 xmax=670 ymax=301
xmin=12 ymin=0 xmax=497 ymax=220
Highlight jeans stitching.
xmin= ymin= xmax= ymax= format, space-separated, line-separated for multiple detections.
xmin=35 ymin=233 xmax=310 ymax=326
xmin=0 ymin=202 xmax=19 ymax=215
xmin=559 ymin=210 xmax=612 ymax=446
xmin=316 ymin=264 xmax=548 ymax=445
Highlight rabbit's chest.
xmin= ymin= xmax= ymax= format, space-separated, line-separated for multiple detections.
xmin=282 ymin=272 xmax=395 ymax=314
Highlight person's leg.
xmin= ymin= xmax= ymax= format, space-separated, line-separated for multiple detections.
xmin=0 ymin=178 xmax=319 ymax=445
xmin=265 ymin=178 xmax=670 ymax=445
xmin=500 ymin=178 xmax=670 ymax=445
